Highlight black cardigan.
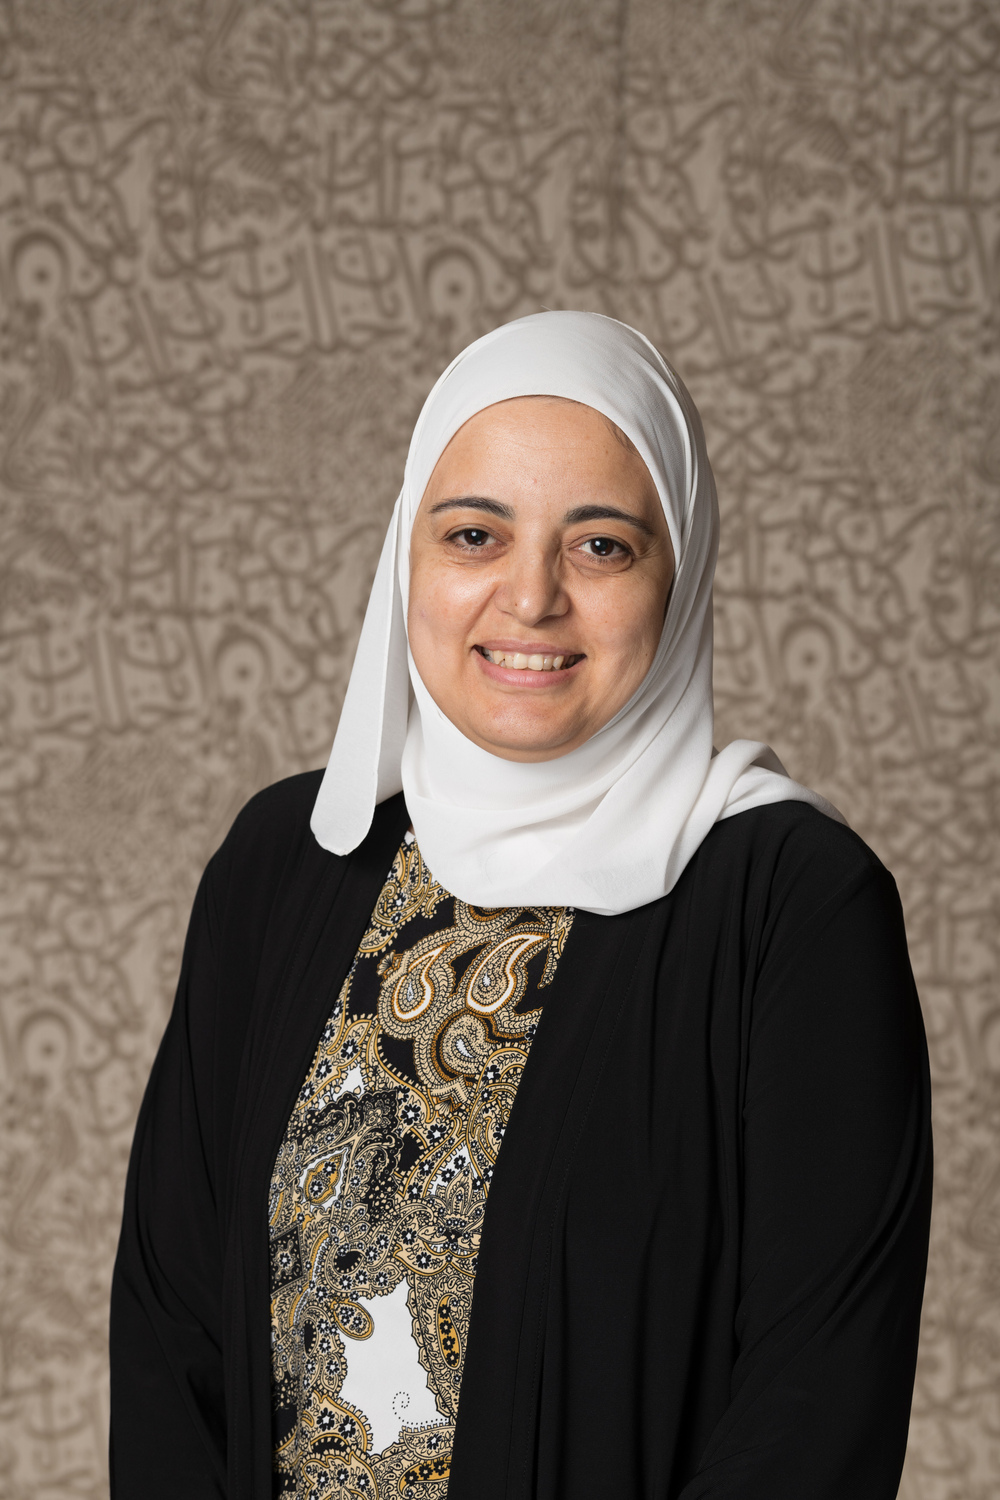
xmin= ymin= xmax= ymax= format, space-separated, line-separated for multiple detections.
xmin=109 ymin=771 xmax=931 ymax=1499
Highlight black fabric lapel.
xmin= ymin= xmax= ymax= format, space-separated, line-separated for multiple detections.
xmin=448 ymin=902 xmax=651 ymax=1500
xmin=223 ymin=791 xmax=410 ymax=1499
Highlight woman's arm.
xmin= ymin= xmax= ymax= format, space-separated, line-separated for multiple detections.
xmin=109 ymin=854 xmax=229 ymax=1498
xmin=681 ymin=843 xmax=932 ymax=1498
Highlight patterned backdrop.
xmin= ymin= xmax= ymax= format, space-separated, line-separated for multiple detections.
xmin=0 ymin=1 xmax=998 ymax=1495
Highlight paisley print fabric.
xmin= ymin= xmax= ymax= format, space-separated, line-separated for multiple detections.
xmin=269 ymin=834 xmax=574 ymax=1498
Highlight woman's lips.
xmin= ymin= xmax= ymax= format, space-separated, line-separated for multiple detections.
xmin=479 ymin=646 xmax=583 ymax=672
xmin=474 ymin=645 xmax=584 ymax=683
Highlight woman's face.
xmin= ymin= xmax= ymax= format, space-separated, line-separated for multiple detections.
xmin=408 ymin=396 xmax=675 ymax=762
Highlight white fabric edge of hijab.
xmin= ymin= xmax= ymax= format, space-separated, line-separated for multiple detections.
xmin=310 ymin=311 xmax=844 ymax=916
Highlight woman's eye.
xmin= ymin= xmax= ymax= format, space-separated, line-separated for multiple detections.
xmin=452 ymin=527 xmax=493 ymax=548
xmin=580 ymin=536 xmax=627 ymax=559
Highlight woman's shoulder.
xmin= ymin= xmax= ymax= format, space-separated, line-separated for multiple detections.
xmin=194 ymin=769 xmax=328 ymax=917
xmin=207 ymin=768 xmax=324 ymax=876
xmin=210 ymin=771 xmax=407 ymax=896
xmin=686 ymin=804 xmax=914 ymax=1006
xmin=225 ymin=767 xmax=326 ymax=846
xmin=694 ymin=799 xmax=896 ymax=912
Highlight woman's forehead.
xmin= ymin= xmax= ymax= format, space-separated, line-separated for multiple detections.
xmin=419 ymin=395 xmax=663 ymax=521
xmin=429 ymin=396 xmax=645 ymax=472
xmin=448 ymin=393 xmax=638 ymax=449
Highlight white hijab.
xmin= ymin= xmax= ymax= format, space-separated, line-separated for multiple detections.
xmin=311 ymin=311 xmax=842 ymax=916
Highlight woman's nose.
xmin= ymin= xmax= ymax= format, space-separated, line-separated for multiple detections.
xmin=494 ymin=540 xmax=568 ymax=625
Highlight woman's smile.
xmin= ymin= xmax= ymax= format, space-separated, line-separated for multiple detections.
xmin=475 ymin=642 xmax=586 ymax=679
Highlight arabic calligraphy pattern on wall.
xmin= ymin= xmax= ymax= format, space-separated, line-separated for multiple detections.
xmin=0 ymin=1 xmax=997 ymax=1495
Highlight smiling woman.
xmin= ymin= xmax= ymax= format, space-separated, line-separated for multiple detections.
xmin=110 ymin=313 xmax=931 ymax=1500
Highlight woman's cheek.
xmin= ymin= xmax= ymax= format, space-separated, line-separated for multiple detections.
xmin=439 ymin=571 xmax=496 ymax=624
xmin=413 ymin=565 xmax=465 ymax=627
xmin=592 ymin=594 xmax=661 ymax=688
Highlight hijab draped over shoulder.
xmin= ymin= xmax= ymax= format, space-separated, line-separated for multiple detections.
xmin=310 ymin=311 xmax=841 ymax=916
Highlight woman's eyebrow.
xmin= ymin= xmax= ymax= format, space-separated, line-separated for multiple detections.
xmin=428 ymin=497 xmax=515 ymax=520
xmin=564 ymin=504 xmax=656 ymax=537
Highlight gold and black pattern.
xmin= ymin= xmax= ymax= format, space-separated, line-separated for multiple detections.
xmin=270 ymin=836 xmax=573 ymax=1498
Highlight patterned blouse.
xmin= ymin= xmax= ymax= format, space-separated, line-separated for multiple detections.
xmin=269 ymin=833 xmax=574 ymax=1498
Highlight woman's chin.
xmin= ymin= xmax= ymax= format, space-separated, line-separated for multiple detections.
xmin=458 ymin=714 xmax=591 ymax=762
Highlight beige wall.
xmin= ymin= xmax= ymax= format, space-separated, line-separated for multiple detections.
xmin=1 ymin=1 xmax=997 ymax=1494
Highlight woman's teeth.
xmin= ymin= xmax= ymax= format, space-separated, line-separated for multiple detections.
xmin=479 ymin=649 xmax=579 ymax=671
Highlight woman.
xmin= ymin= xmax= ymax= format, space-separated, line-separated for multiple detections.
xmin=110 ymin=312 xmax=931 ymax=1500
